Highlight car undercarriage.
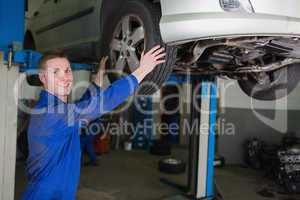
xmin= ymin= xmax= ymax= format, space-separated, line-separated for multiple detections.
xmin=175 ymin=36 xmax=300 ymax=79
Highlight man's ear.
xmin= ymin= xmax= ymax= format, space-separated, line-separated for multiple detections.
xmin=38 ymin=72 xmax=46 ymax=85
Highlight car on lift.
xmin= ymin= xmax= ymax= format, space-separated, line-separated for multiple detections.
xmin=25 ymin=0 xmax=300 ymax=100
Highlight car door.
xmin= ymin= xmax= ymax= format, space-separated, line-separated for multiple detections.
xmin=29 ymin=0 xmax=57 ymax=51
xmin=48 ymin=0 xmax=101 ymax=51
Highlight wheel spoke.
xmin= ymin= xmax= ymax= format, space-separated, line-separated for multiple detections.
xmin=130 ymin=26 xmax=144 ymax=45
xmin=111 ymin=39 xmax=122 ymax=51
xmin=115 ymin=56 xmax=126 ymax=72
xmin=122 ymin=16 xmax=131 ymax=38
xmin=127 ymin=50 xmax=140 ymax=72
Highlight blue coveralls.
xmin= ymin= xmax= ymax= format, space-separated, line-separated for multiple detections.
xmin=80 ymin=127 xmax=98 ymax=165
xmin=21 ymin=75 xmax=138 ymax=200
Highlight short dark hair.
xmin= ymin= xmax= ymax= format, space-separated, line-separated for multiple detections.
xmin=38 ymin=50 xmax=68 ymax=70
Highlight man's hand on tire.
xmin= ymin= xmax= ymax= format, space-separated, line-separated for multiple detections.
xmin=132 ymin=45 xmax=166 ymax=83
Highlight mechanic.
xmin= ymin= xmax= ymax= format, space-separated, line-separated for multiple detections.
xmin=21 ymin=45 xmax=165 ymax=200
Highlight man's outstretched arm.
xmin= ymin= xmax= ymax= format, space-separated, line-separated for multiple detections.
xmin=74 ymin=45 xmax=166 ymax=121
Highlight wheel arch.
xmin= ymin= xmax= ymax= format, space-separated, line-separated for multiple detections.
xmin=23 ymin=30 xmax=36 ymax=50
xmin=100 ymin=0 xmax=161 ymax=21
xmin=147 ymin=0 xmax=161 ymax=4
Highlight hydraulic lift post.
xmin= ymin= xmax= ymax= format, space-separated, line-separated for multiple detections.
xmin=187 ymin=78 xmax=218 ymax=199
xmin=162 ymin=75 xmax=219 ymax=200
xmin=0 ymin=50 xmax=20 ymax=200
xmin=0 ymin=1 xmax=25 ymax=199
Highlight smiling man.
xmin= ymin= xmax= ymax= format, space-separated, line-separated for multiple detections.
xmin=21 ymin=45 xmax=165 ymax=200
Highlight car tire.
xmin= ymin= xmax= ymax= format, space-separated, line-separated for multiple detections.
xmin=101 ymin=0 xmax=177 ymax=95
xmin=238 ymin=64 xmax=300 ymax=100
xmin=158 ymin=158 xmax=186 ymax=174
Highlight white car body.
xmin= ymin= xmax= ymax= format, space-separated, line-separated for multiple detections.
xmin=26 ymin=0 xmax=300 ymax=99
xmin=160 ymin=0 xmax=300 ymax=44
xmin=27 ymin=0 xmax=300 ymax=50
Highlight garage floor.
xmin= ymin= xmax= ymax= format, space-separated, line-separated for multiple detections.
xmin=15 ymin=149 xmax=300 ymax=200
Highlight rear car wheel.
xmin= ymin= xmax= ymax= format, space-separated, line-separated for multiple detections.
xmin=238 ymin=64 xmax=300 ymax=100
xmin=101 ymin=0 xmax=176 ymax=95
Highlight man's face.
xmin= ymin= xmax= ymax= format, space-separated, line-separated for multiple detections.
xmin=39 ymin=57 xmax=73 ymax=99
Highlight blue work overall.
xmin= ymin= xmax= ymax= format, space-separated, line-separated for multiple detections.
xmin=21 ymin=75 xmax=138 ymax=200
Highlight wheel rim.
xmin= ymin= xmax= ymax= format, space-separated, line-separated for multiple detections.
xmin=110 ymin=15 xmax=145 ymax=77
xmin=165 ymin=158 xmax=181 ymax=165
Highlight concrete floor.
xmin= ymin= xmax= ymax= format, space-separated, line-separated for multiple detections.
xmin=15 ymin=149 xmax=300 ymax=200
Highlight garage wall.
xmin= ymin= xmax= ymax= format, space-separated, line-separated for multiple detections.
xmin=218 ymin=78 xmax=300 ymax=164
xmin=218 ymin=78 xmax=300 ymax=110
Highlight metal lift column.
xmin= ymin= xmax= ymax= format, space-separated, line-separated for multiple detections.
xmin=187 ymin=77 xmax=218 ymax=200
xmin=188 ymin=77 xmax=218 ymax=199
xmin=0 ymin=51 xmax=20 ymax=200
xmin=0 ymin=0 xmax=25 ymax=199
xmin=161 ymin=75 xmax=219 ymax=200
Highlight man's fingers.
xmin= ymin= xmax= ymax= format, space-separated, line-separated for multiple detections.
xmin=147 ymin=45 xmax=161 ymax=55
xmin=155 ymin=60 xmax=166 ymax=65
xmin=152 ymin=47 xmax=165 ymax=57
xmin=99 ymin=56 xmax=108 ymax=71
xmin=154 ymin=53 xmax=166 ymax=60
xmin=104 ymin=56 xmax=108 ymax=62
xmin=100 ymin=56 xmax=108 ymax=63
xmin=101 ymin=56 xmax=108 ymax=64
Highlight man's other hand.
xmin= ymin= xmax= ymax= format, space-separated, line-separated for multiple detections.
xmin=94 ymin=56 xmax=108 ymax=87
